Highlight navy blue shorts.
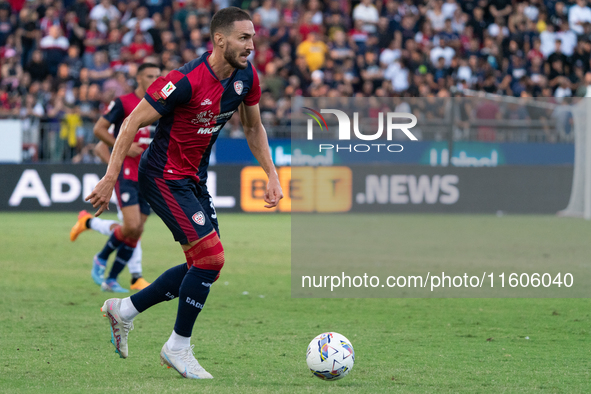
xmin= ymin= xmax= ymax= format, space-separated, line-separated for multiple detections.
xmin=115 ymin=176 xmax=151 ymax=216
xmin=138 ymin=171 xmax=219 ymax=245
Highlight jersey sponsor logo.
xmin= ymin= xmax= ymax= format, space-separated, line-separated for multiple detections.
xmin=197 ymin=125 xmax=222 ymax=135
xmin=192 ymin=211 xmax=205 ymax=225
xmin=214 ymin=110 xmax=236 ymax=120
xmin=137 ymin=137 xmax=153 ymax=145
xmin=191 ymin=110 xmax=214 ymax=125
xmin=159 ymin=81 xmax=176 ymax=99
xmin=234 ymin=80 xmax=243 ymax=95
xmin=201 ymin=98 xmax=212 ymax=105
xmin=191 ymin=110 xmax=236 ymax=125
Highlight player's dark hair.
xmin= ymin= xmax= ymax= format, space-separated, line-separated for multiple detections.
xmin=137 ymin=62 xmax=161 ymax=74
xmin=210 ymin=7 xmax=252 ymax=40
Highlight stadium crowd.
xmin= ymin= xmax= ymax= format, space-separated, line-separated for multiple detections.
xmin=1 ymin=0 xmax=589 ymax=160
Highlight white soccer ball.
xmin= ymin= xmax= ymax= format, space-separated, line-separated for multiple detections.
xmin=306 ymin=332 xmax=355 ymax=380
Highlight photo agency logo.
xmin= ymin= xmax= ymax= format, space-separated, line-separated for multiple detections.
xmin=302 ymin=107 xmax=418 ymax=153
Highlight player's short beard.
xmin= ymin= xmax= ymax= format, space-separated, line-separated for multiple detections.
xmin=224 ymin=46 xmax=248 ymax=70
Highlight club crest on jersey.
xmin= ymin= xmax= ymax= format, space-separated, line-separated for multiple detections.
xmin=192 ymin=211 xmax=205 ymax=226
xmin=159 ymin=81 xmax=176 ymax=99
xmin=234 ymin=80 xmax=243 ymax=95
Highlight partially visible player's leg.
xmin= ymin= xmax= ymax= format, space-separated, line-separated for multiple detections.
xmin=103 ymin=261 xmax=191 ymax=358
xmin=159 ymin=230 xmax=221 ymax=379
xmin=70 ymin=210 xmax=118 ymax=241
xmin=198 ymin=187 xmax=221 ymax=282
xmin=93 ymin=194 xmax=127 ymax=285
xmin=102 ymin=205 xmax=144 ymax=293
xmin=70 ymin=208 xmax=119 ymax=286
xmin=102 ymin=179 xmax=148 ymax=292
xmin=168 ymin=231 xmax=222 ymax=339
xmin=70 ymin=210 xmax=93 ymax=241
xmin=129 ymin=195 xmax=152 ymax=290
xmin=128 ymin=240 xmax=152 ymax=290
xmin=89 ymin=217 xmax=119 ymax=236
xmin=129 ymin=177 xmax=222 ymax=314
xmin=101 ymin=174 xmax=198 ymax=358
xmin=170 ymin=184 xmax=223 ymax=343
xmin=160 ymin=180 xmax=222 ymax=379
xmin=102 ymin=176 xmax=222 ymax=378
xmin=101 ymin=298 xmax=134 ymax=358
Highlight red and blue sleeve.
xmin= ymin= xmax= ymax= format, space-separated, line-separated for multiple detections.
xmin=102 ymin=98 xmax=125 ymax=125
xmin=243 ymin=65 xmax=261 ymax=106
xmin=145 ymin=70 xmax=193 ymax=116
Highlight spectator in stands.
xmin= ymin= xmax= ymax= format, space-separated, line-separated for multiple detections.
xmin=69 ymin=0 xmax=91 ymax=29
xmin=82 ymin=20 xmax=106 ymax=68
xmin=125 ymin=6 xmax=155 ymax=32
xmin=556 ymin=19 xmax=577 ymax=56
xmin=329 ymin=29 xmax=354 ymax=65
xmin=128 ymin=32 xmax=154 ymax=62
xmin=40 ymin=25 xmax=69 ymax=76
xmin=263 ymin=62 xmax=286 ymax=100
xmin=256 ymin=0 xmax=280 ymax=29
xmin=384 ymin=57 xmax=409 ymax=93
xmin=39 ymin=6 xmax=60 ymax=37
xmin=186 ymin=28 xmax=208 ymax=57
xmin=16 ymin=8 xmax=39 ymax=68
xmin=430 ymin=36 xmax=455 ymax=67
xmin=426 ymin=0 xmax=447 ymax=33
xmin=296 ymin=31 xmax=327 ymax=72
xmin=0 ymin=2 xmax=13 ymax=47
xmin=88 ymin=50 xmax=113 ymax=86
xmin=2 ymin=48 xmax=22 ymax=89
xmin=299 ymin=11 xmax=321 ymax=39
xmin=352 ymin=0 xmax=379 ymax=33
xmin=490 ymin=0 xmax=513 ymax=20
xmin=10 ymin=0 xmax=591 ymax=161
xmin=63 ymin=10 xmax=85 ymax=54
xmin=25 ymin=49 xmax=48 ymax=82
xmin=569 ymin=0 xmax=591 ymax=35
xmin=89 ymin=0 xmax=120 ymax=33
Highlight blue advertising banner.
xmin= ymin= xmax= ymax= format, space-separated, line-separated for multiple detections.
xmin=214 ymin=138 xmax=574 ymax=167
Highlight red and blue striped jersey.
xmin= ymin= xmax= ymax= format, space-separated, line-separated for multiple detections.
xmin=141 ymin=52 xmax=261 ymax=184
xmin=102 ymin=92 xmax=152 ymax=182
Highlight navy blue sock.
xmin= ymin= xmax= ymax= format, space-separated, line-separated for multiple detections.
xmin=107 ymin=261 xmax=126 ymax=281
xmin=130 ymin=263 xmax=189 ymax=313
xmin=98 ymin=232 xmax=123 ymax=261
xmin=174 ymin=267 xmax=219 ymax=337
xmin=108 ymin=243 xmax=135 ymax=280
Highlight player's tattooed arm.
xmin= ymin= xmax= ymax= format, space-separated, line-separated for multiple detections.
xmin=86 ymin=99 xmax=162 ymax=216
xmin=239 ymin=102 xmax=283 ymax=208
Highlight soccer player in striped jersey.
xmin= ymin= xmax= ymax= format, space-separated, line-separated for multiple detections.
xmin=87 ymin=7 xmax=283 ymax=379
xmin=71 ymin=63 xmax=161 ymax=292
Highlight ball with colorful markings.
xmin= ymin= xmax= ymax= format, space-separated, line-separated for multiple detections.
xmin=306 ymin=332 xmax=355 ymax=380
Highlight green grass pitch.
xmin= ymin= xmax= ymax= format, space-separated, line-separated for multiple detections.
xmin=0 ymin=212 xmax=590 ymax=393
